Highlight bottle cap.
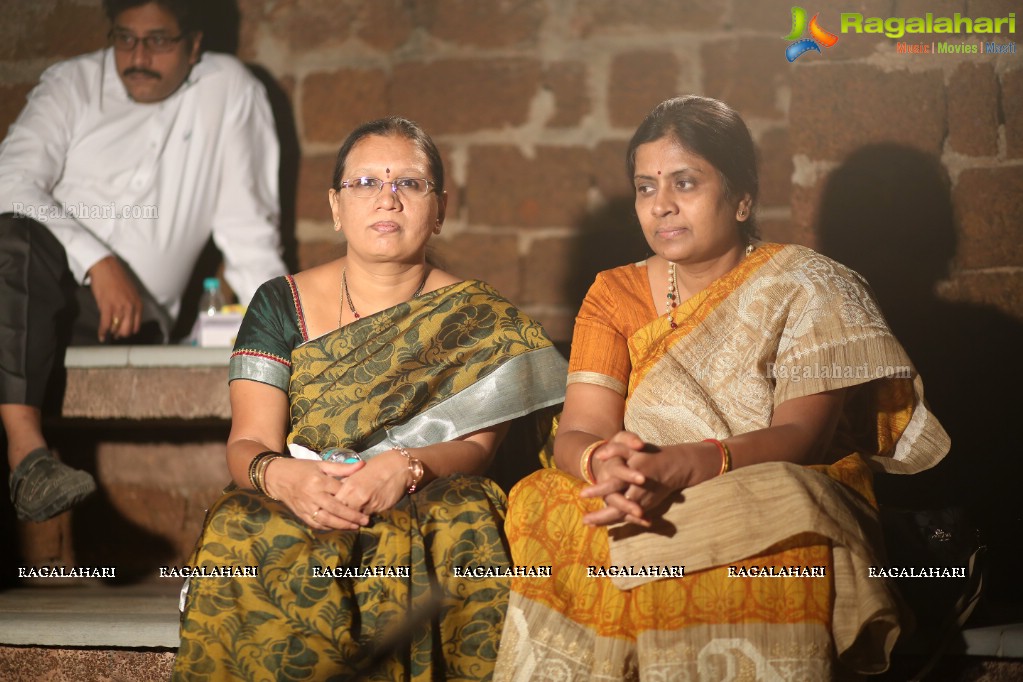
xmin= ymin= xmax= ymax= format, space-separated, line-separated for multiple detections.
xmin=203 ymin=277 xmax=220 ymax=290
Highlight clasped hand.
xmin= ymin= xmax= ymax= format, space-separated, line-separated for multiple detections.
xmin=268 ymin=452 xmax=410 ymax=531
xmin=579 ymin=431 xmax=689 ymax=528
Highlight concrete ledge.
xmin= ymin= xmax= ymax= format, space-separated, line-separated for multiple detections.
xmin=64 ymin=346 xmax=231 ymax=369
xmin=61 ymin=346 xmax=231 ymax=420
xmin=963 ymin=623 xmax=1023 ymax=658
xmin=0 ymin=582 xmax=180 ymax=648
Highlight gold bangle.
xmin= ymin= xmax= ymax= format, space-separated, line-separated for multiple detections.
xmin=395 ymin=446 xmax=424 ymax=494
xmin=255 ymin=455 xmax=282 ymax=501
xmin=248 ymin=450 xmax=277 ymax=491
xmin=579 ymin=440 xmax=607 ymax=484
xmin=703 ymin=438 xmax=732 ymax=476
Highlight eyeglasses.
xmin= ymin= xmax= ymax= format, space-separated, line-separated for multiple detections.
xmin=109 ymin=29 xmax=188 ymax=53
xmin=340 ymin=176 xmax=436 ymax=199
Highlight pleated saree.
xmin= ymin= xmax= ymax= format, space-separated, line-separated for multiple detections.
xmin=495 ymin=243 xmax=949 ymax=680
xmin=173 ymin=277 xmax=566 ymax=682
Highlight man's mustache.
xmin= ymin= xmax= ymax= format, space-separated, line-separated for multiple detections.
xmin=122 ymin=67 xmax=161 ymax=79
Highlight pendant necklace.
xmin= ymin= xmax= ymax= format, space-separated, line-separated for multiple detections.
xmin=341 ymin=267 xmax=428 ymax=325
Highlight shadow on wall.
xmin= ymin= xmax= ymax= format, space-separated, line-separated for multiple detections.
xmin=565 ymin=196 xmax=651 ymax=318
xmin=815 ymin=143 xmax=1023 ymax=617
xmin=171 ymin=0 xmax=300 ymax=339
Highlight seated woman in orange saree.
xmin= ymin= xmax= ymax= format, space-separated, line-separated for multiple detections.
xmin=494 ymin=97 xmax=948 ymax=680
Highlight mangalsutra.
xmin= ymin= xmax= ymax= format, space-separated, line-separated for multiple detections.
xmin=341 ymin=267 xmax=428 ymax=325
xmin=666 ymin=262 xmax=679 ymax=329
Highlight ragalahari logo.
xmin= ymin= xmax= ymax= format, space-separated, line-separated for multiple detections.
xmin=784 ymin=7 xmax=839 ymax=61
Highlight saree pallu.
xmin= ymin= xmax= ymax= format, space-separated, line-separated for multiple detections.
xmin=174 ymin=280 xmax=567 ymax=682
xmin=495 ymin=244 xmax=950 ymax=681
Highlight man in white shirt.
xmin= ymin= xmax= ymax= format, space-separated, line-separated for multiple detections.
xmin=0 ymin=0 xmax=286 ymax=522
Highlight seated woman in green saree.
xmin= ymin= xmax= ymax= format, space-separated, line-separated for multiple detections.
xmin=173 ymin=117 xmax=566 ymax=682
xmin=494 ymin=97 xmax=949 ymax=680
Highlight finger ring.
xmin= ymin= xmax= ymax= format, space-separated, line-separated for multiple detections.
xmin=111 ymin=317 xmax=121 ymax=327
xmin=312 ymin=508 xmax=320 ymax=519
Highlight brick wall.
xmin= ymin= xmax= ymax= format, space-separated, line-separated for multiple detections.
xmin=1 ymin=0 xmax=1019 ymax=338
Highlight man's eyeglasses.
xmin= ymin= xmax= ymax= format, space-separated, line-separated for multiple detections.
xmin=340 ymin=177 xmax=437 ymax=199
xmin=109 ymin=29 xmax=188 ymax=53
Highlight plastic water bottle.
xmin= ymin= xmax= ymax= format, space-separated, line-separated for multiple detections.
xmin=199 ymin=277 xmax=225 ymax=317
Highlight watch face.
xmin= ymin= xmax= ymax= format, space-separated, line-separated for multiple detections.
xmin=322 ymin=447 xmax=361 ymax=464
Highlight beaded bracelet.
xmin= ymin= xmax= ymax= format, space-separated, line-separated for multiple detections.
xmin=703 ymin=438 xmax=732 ymax=476
xmin=394 ymin=445 xmax=424 ymax=494
xmin=579 ymin=440 xmax=607 ymax=484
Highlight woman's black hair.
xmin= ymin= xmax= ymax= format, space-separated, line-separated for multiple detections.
xmin=331 ymin=117 xmax=444 ymax=194
xmin=626 ymin=96 xmax=760 ymax=240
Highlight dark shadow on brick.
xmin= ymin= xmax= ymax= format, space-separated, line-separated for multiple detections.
xmin=816 ymin=143 xmax=1023 ymax=632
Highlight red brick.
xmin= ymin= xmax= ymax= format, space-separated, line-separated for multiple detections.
xmin=17 ymin=512 xmax=74 ymax=567
xmin=948 ymin=62 xmax=998 ymax=156
xmin=962 ymin=0 xmax=1019 ymax=26
xmin=389 ymin=59 xmax=541 ymax=135
xmin=896 ymin=0 xmax=966 ymax=18
xmin=433 ymin=233 xmax=521 ymax=299
xmin=953 ymin=167 xmax=1023 ymax=268
xmin=298 ymin=239 xmax=346 ymax=270
xmin=789 ymin=184 xmax=822 ymax=249
xmin=421 ymin=0 xmax=546 ymax=48
xmin=733 ymin=0 xmax=891 ymax=60
xmin=790 ymin=65 xmax=946 ymax=161
xmin=0 ymin=83 xmax=34 ymax=138
xmin=296 ymin=154 xmax=337 ymax=222
xmin=523 ymin=237 xmax=577 ymax=306
xmin=0 ymin=2 xmax=105 ymax=59
xmin=756 ymin=127 xmax=792 ymax=208
xmin=266 ymin=0 xmax=356 ymax=51
xmin=236 ymin=0 xmax=268 ymax=61
xmin=544 ymin=62 xmax=590 ymax=128
xmin=302 ymin=69 xmax=389 ymax=144
xmin=0 ymin=3 xmax=45 ymax=59
xmin=39 ymin=1 xmax=107 ymax=57
xmin=701 ymin=38 xmax=789 ymax=119
xmin=756 ymin=216 xmax=815 ymax=246
xmin=938 ymin=271 xmax=1023 ymax=322
xmin=466 ymin=145 xmax=591 ymax=227
xmin=434 ymin=143 xmax=462 ymax=224
xmin=608 ymin=51 xmax=680 ymax=129
xmin=354 ymin=0 xmax=416 ymax=51
xmin=593 ymin=139 xmax=631 ymax=201
xmin=1003 ymin=69 xmax=1023 ymax=159
xmin=574 ymin=0 xmax=724 ymax=35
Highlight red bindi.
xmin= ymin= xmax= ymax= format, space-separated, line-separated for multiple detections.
xmin=657 ymin=171 xmax=661 ymax=175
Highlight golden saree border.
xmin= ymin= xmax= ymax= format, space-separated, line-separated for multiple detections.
xmin=286 ymin=279 xmax=564 ymax=455
xmin=626 ymin=243 xmax=782 ymax=401
xmin=498 ymin=603 xmax=833 ymax=681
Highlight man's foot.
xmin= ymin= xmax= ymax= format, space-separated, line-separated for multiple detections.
xmin=9 ymin=448 xmax=96 ymax=522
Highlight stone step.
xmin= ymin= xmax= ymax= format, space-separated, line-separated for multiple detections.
xmin=0 ymin=581 xmax=180 ymax=648
xmin=0 ymin=581 xmax=180 ymax=681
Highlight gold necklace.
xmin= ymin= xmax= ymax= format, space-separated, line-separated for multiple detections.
xmin=665 ymin=242 xmax=755 ymax=330
xmin=665 ymin=262 xmax=680 ymax=329
xmin=340 ymin=267 xmax=428 ymax=325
